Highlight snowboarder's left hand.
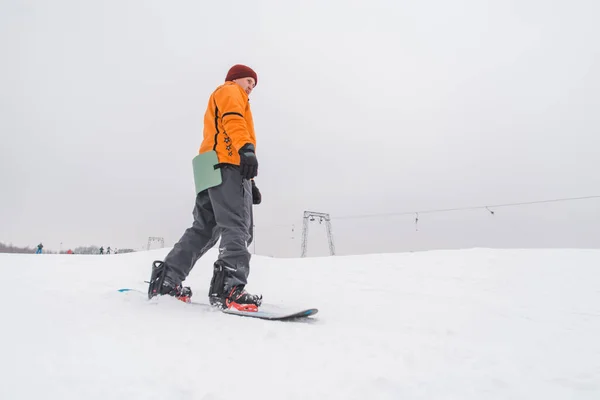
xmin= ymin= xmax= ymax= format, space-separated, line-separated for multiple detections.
xmin=238 ymin=143 xmax=258 ymax=180
xmin=251 ymin=180 xmax=262 ymax=205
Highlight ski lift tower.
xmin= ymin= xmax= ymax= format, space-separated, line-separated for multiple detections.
xmin=300 ymin=211 xmax=335 ymax=257
xmin=147 ymin=236 xmax=165 ymax=251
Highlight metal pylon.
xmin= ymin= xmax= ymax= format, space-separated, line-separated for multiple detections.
xmin=147 ymin=236 xmax=165 ymax=251
xmin=300 ymin=211 xmax=335 ymax=257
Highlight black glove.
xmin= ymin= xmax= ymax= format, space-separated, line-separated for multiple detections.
xmin=238 ymin=143 xmax=258 ymax=180
xmin=251 ymin=180 xmax=262 ymax=205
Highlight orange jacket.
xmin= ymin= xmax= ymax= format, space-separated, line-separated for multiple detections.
xmin=199 ymin=81 xmax=256 ymax=165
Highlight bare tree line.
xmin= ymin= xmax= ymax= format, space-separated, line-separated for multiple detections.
xmin=0 ymin=242 xmax=37 ymax=254
xmin=0 ymin=242 xmax=135 ymax=254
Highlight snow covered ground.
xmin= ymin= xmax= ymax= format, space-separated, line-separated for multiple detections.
xmin=1 ymin=248 xmax=599 ymax=399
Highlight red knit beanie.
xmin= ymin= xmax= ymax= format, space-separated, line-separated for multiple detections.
xmin=225 ymin=64 xmax=258 ymax=86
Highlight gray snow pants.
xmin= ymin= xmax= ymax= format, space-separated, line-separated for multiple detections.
xmin=164 ymin=166 xmax=253 ymax=293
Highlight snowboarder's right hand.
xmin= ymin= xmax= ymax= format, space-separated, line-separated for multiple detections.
xmin=238 ymin=143 xmax=258 ymax=180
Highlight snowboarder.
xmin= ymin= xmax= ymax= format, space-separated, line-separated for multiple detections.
xmin=148 ymin=64 xmax=263 ymax=311
xmin=36 ymin=243 xmax=43 ymax=254
xmin=99 ymin=246 xmax=104 ymax=255
xmin=107 ymin=246 xmax=111 ymax=255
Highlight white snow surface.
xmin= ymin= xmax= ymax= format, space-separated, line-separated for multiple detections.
xmin=1 ymin=248 xmax=599 ymax=399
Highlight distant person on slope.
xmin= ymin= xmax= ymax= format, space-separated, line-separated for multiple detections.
xmin=148 ymin=64 xmax=263 ymax=312
xmin=36 ymin=243 xmax=43 ymax=254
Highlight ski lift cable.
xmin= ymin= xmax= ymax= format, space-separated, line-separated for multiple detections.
xmin=332 ymin=195 xmax=600 ymax=221
xmin=252 ymin=195 xmax=600 ymax=231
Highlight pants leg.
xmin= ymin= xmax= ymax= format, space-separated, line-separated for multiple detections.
xmin=209 ymin=166 xmax=253 ymax=292
xmin=164 ymin=190 xmax=220 ymax=284
xmin=248 ymin=209 xmax=254 ymax=247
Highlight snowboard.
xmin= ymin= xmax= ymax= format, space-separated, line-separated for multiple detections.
xmin=118 ymin=288 xmax=318 ymax=321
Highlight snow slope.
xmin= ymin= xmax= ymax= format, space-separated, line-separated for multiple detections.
xmin=1 ymin=248 xmax=599 ymax=399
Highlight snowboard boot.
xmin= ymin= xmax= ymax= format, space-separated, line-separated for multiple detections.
xmin=148 ymin=260 xmax=192 ymax=303
xmin=208 ymin=262 xmax=262 ymax=312
xmin=225 ymin=286 xmax=263 ymax=312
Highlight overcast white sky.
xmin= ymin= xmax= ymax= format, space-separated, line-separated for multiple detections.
xmin=1 ymin=0 xmax=599 ymax=257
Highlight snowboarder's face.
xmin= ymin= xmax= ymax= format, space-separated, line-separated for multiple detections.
xmin=233 ymin=77 xmax=256 ymax=96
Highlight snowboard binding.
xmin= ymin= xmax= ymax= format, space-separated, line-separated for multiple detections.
xmin=148 ymin=260 xmax=192 ymax=303
xmin=209 ymin=262 xmax=262 ymax=312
